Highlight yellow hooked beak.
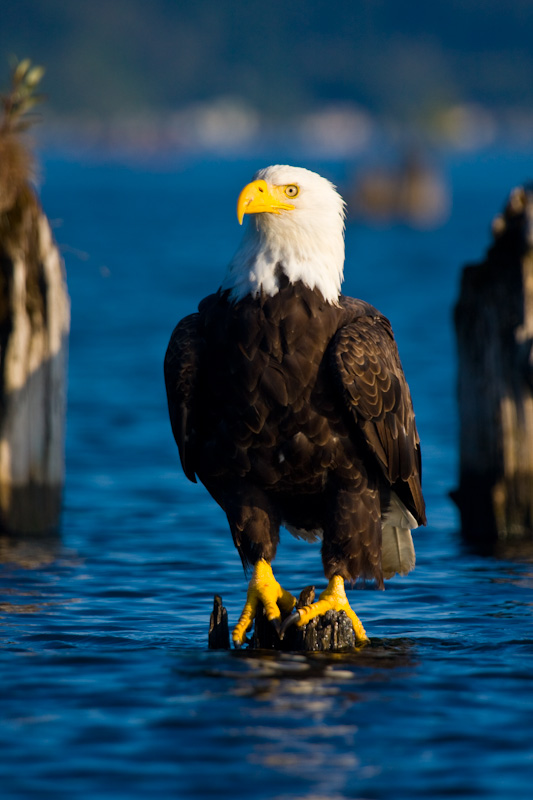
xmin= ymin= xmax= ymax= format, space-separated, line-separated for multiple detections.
xmin=237 ymin=179 xmax=295 ymax=225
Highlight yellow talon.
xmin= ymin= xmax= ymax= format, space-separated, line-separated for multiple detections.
xmin=296 ymin=575 xmax=369 ymax=643
xmin=232 ymin=559 xmax=297 ymax=646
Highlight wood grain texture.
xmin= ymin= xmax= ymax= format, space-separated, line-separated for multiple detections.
xmin=0 ymin=135 xmax=70 ymax=533
xmin=454 ymin=185 xmax=533 ymax=542
xmin=208 ymin=589 xmax=359 ymax=652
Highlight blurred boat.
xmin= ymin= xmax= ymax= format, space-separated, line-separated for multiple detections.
xmin=347 ymin=150 xmax=451 ymax=228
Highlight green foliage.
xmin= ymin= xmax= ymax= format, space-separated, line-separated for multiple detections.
xmin=0 ymin=57 xmax=45 ymax=134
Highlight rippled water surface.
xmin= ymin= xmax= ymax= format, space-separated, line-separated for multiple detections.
xmin=2 ymin=150 xmax=533 ymax=799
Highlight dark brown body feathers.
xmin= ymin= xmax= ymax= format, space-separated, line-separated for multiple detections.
xmin=164 ymin=280 xmax=425 ymax=584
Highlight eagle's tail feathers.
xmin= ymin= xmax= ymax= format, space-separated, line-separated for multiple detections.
xmin=381 ymin=524 xmax=416 ymax=579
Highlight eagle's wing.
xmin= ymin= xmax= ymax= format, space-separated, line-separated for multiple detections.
xmin=164 ymin=313 xmax=203 ymax=483
xmin=330 ymin=311 xmax=426 ymax=525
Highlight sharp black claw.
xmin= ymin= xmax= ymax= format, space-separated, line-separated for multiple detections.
xmin=280 ymin=610 xmax=300 ymax=639
xmin=270 ymin=615 xmax=282 ymax=637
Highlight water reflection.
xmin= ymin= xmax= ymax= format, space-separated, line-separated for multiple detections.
xmin=494 ymin=538 xmax=533 ymax=564
xmin=203 ymin=638 xmax=415 ymax=697
xmin=0 ymin=531 xmax=62 ymax=569
xmin=180 ymin=643 xmax=416 ymax=794
xmin=0 ymin=532 xmax=83 ymax=619
xmin=461 ymin=530 xmax=533 ymax=565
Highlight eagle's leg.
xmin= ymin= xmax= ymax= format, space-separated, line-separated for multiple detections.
xmin=232 ymin=559 xmax=297 ymax=647
xmin=283 ymin=574 xmax=369 ymax=642
xmin=226 ymin=491 xmax=296 ymax=647
xmin=281 ymin=481 xmax=380 ymax=642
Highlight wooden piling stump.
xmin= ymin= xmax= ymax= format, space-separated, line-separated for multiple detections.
xmin=0 ymin=61 xmax=70 ymax=534
xmin=208 ymin=594 xmax=230 ymax=650
xmin=454 ymin=185 xmax=533 ymax=543
xmin=208 ymin=588 xmax=358 ymax=652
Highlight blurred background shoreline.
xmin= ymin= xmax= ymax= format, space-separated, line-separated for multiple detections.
xmin=3 ymin=0 xmax=533 ymax=164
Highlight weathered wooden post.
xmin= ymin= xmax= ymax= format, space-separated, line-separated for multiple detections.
xmin=453 ymin=185 xmax=533 ymax=545
xmin=209 ymin=588 xmax=361 ymax=651
xmin=0 ymin=60 xmax=70 ymax=533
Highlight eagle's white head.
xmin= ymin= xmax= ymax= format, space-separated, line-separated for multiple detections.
xmin=222 ymin=165 xmax=346 ymax=304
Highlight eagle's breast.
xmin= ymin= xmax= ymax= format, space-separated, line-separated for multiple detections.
xmin=196 ymin=281 xmax=346 ymax=487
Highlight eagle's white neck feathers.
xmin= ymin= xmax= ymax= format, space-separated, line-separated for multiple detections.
xmin=223 ymin=165 xmax=346 ymax=304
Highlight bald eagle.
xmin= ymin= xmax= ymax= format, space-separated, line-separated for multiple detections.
xmin=165 ymin=165 xmax=426 ymax=646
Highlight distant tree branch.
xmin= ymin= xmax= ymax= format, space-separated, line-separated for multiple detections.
xmin=0 ymin=57 xmax=45 ymax=135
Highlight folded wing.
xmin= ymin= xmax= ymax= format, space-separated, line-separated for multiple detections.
xmin=164 ymin=313 xmax=203 ymax=483
xmin=330 ymin=310 xmax=426 ymax=527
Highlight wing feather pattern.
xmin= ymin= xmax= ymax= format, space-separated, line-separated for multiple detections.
xmin=164 ymin=313 xmax=203 ymax=483
xmin=331 ymin=312 xmax=426 ymax=525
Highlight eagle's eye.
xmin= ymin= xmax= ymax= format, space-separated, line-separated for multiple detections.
xmin=284 ymin=185 xmax=299 ymax=198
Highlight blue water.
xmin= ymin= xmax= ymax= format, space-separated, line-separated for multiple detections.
xmin=2 ymin=148 xmax=533 ymax=799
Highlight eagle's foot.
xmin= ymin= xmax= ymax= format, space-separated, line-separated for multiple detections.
xmin=280 ymin=575 xmax=369 ymax=643
xmin=232 ymin=559 xmax=297 ymax=647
